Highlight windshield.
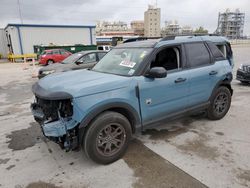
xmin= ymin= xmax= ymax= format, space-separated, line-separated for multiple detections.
xmin=92 ymin=48 xmax=151 ymax=76
xmin=61 ymin=53 xmax=83 ymax=64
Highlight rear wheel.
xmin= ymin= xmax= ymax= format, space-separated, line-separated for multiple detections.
xmin=47 ymin=59 xmax=54 ymax=65
xmin=83 ymin=111 xmax=132 ymax=164
xmin=207 ymin=86 xmax=231 ymax=120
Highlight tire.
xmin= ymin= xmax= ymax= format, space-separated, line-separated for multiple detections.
xmin=47 ymin=59 xmax=54 ymax=65
xmin=83 ymin=111 xmax=132 ymax=164
xmin=207 ymin=86 xmax=231 ymax=120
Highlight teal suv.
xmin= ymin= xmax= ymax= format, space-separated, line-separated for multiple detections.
xmin=31 ymin=36 xmax=233 ymax=164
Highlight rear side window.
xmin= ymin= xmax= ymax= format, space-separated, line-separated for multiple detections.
xmin=53 ymin=50 xmax=60 ymax=55
xmin=226 ymin=42 xmax=233 ymax=58
xmin=185 ymin=42 xmax=210 ymax=67
xmin=207 ymin=42 xmax=225 ymax=61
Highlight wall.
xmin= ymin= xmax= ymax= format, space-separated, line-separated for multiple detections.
xmin=5 ymin=24 xmax=96 ymax=55
xmin=0 ymin=29 xmax=8 ymax=57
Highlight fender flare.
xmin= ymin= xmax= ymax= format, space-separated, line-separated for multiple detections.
xmin=210 ymin=73 xmax=233 ymax=101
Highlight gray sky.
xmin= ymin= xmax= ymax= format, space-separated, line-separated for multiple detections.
xmin=0 ymin=0 xmax=249 ymax=35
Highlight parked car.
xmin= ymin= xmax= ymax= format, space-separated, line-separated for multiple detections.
xmin=39 ymin=49 xmax=72 ymax=65
xmin=236 ymin=63 xmax=250 ymax=84
xmin=38 ymin=50 xmax=107 ymax=79
xmin=31 ymin=35 xmax=233 ymax=164
xmin=97 ymin=45 xmax=111 ymax=51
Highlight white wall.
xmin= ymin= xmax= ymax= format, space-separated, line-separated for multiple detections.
xmin=19 ymin=26 xmax=95 ymax=54
xmin=5 ymin=26 xmax=21 ymax=55
xmin=0 ymin=29 xmax=8 ymax=57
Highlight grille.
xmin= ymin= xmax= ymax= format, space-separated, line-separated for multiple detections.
xmin=243 ymin=66 xmax=250 ymax=72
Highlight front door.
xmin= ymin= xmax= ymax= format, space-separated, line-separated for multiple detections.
xmin=137 ymin=70 xmax=189 ymax=126
xmin=136 ymin=46 xmax=189 ymax=126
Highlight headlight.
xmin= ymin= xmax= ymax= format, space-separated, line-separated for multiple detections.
xmin=42 ymin=70 xmax=55 ymax=75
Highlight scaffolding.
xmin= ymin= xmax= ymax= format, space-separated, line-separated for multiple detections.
xmin=216 ymin=9 xmax=245 ymax=39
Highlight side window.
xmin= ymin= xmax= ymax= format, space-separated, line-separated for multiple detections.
xmin=98 ymin=46 xmax=104 ymax=50
xmin=46 ymin=51 xmax=53 ymax=55
xmin=79 ymin=53 xmax=97 ymax=64
xmin=60 ymin=49 xmax=67 ymax=55
xmin=226 ymin=42 xmax=233 ymax=59
xmin=151 ymin=47 xmax=181 ymax=71
xmin=185 ymin=43 xmax=210 ymax=67
xmin=53 ymin=50 xmax=60 ymax=55
xmin=207 ymin=42 xmax=226 ymax=61
xmin=98 ymin=53 xmax=106 ymax=60
xmin=216 ymin=44 xmax=226 ymax=57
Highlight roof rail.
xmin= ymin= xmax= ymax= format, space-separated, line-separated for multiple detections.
xmin=123 ymin=37 xmax=161 ymax=43
xmin=123 ymin=34 xmax=223 ymax=44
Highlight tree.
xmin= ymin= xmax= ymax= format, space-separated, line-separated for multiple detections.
xmin=194 ymin=26 xmax=208 ymax=34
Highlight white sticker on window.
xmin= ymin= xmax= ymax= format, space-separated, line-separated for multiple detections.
xmin=128 ymin=69 xmax=135 ymax=75
xmin=120 ymin=60 xmax=136 ymax=68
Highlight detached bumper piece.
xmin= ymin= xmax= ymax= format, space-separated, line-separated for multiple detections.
xmin=31 ymin=97 xmax=79 ymax=151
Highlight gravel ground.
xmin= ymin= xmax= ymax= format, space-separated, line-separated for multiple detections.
xmin=0 ymin=45 xmax=249 ymax=188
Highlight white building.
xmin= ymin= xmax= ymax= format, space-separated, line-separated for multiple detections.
xmin=0 ymin=29 xmax=8 ymax=57
xmin=1 ymin=23 xmax=96 ymax=57
xmin=144 ymin=5 xmax=161 ymax=37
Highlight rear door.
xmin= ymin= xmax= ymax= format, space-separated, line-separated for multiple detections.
xmin=52 ymin=49 xmax=63 ymax=62
xmin=185 ymin=42 xmax=217 ymax=107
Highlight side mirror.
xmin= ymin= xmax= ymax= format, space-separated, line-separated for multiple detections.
xmin=75 ymin=60 xmax=83 ymax=65
xmin=146 ymin=67 xmax=167 ymax=78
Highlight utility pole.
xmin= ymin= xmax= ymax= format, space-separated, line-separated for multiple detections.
xmin=17 ymin=0 xmax=23 ymax=24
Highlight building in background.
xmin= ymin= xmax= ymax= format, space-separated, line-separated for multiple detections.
xmin=181 ymin=26 xmax=193 ymax=35
xmin=216 ymin=9 xmax=245 ymax=39
xmin=130 ymin=21 xmax=144 ymax=36
xmin=2 ymin=23 xmax=96 ymax=56
xmin=144 ymin=5 xmax=161 ymax=37
xmin=0 ymin=29 xmax=8 ymax=57
xmin=161 ymin=20 xmax=180 ymax=36
xmin=96 ymin=21 xmax=134 ymax=36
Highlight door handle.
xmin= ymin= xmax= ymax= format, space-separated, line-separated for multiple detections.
xmin=209 ymin=71 xmax=218 ymax=75
xmin=175 ymin=78 xmax=187 ymax=83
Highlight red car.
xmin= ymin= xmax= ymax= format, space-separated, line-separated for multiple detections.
xmin=39 ymin=49 xmax=72 ymax=65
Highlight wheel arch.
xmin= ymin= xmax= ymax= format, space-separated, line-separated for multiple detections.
xmin=210 ymin=74 xmax=233 ymax=101
xmin=78 ymin=102 xmax=141 ymax=143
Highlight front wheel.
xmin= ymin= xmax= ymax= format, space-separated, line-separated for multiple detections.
xmin=207 ymin=86 xmax=231 ymax=120
xmin=83 ymin=111 xmax=132 ymax=164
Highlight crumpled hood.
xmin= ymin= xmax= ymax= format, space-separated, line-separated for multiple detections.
xmin=34 ymin=69 xmax=131 ymax=98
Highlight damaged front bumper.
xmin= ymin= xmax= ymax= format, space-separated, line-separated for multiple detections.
xmin=31 ymin=101 xmax=79 ymax=151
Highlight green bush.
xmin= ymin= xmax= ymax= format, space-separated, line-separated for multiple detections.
xmin=0 ymin=54 xmax=2 ymax=59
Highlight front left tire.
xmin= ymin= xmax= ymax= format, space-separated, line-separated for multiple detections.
xmin=83 ymin=111 xmax=132 ymax=164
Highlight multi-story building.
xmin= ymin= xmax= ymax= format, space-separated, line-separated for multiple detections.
xmin=144 ymin=5 xmax=161 ymax=37
xmin=216 ymin=9 xmax=245 ymax=39
xmin=161 ymin=20 xmax=180 ymax=36
xmin=131 ymin=21 xmax=144 ymax=36
xmin=96 ymin=21 xmax=134 ymax=36
xmin=181 ymin=26 xmax=193 ymax=35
